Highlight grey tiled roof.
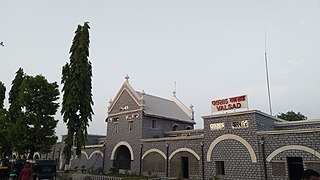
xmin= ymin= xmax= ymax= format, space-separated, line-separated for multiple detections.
xmin=139 ymin=93 xmax=194 ymax=124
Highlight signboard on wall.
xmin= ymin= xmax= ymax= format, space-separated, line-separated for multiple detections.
xmin=211 ymin=95 xmax=248 ymax=113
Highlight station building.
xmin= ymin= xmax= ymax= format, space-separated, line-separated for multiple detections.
xmin=46 ymin=76 xmax=320 ymax=180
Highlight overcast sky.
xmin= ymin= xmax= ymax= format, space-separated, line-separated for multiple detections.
xmin=1 ymin=0 xmax=320 ymax=140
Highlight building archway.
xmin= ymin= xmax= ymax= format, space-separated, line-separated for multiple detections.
xmin=113 ymin=145 xmax=132 ymax=170
xmin=266 ymin=145 xmax=320 ymax=162
xmin=169 ymin=148 xmax=200 ymax=179
xmin=142 ymin=148 xmax=166 ymax=173
xmin=207 ymin=134 xmax=257 ymax=163
xmin=111 ymin=141 xmax=134 ymax=161
xmin=33 ymin=153 xmax=40 ymax=159
xmin=89 ymin=150 xmax=103 ymax=159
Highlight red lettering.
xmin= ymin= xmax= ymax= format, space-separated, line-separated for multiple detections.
xmin=236 ymin=103 xmax=241 ymax=108
xmin=212 ymin=99 xmax=228 ymax=106
xmin=229 ymin=95 xmax=246 ymax=103
xmin=217 ymin=106 xmax=223 ymax=111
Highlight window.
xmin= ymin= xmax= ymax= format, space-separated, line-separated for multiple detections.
xmin=115 ymin=123 xmax=119 ymax=133
xmin=152 ymin=120 xmax=157 ymax=128
xmin=110 ymin=117 xmax=119 ymax=123
xmin=172 ymin=124 xmax=178 ymax=131
xmin=216 ymin=161 xmax=225 ymax=175
xmin=128 ymin=121 xmax=133 ymax=131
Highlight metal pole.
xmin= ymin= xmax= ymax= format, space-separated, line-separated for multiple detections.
xmin=52 ymin=146 xmax=55 ymax=160
xmin=102 ymin=142 xmax=106 ymax=172
xmin=139 ymin=144 xmax=143 ymax=176
xmin=264 ymin=28 xmax=273 ymax=116
xmin=201 ymin=143 xmax=205 ymax=180
xmin=166 ymin=143 xmax=169 ymax=177
xmin=261 ymin=137 xmax=268 ymax=180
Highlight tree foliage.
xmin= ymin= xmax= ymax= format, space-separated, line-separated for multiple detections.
xmin=13 ymin=75 xmax=59 ymax=158
xmin=61 ymin=22 xmax=93 ymax=164
xmin=0 ymin=81 xmax=5 ymax=109
xmin=7 ymin=68 xmax=60 ymax=158
xmin=277 ymin=111 xmax=307 ymax=121
xmin=7 ymin=68 xmax=25 ymax=155
xmin=0 ymin=81 xmax=11 ymax=157
xmin=8 ymin=68 xmax=25 ymax=124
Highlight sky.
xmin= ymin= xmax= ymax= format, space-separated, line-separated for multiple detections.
xmin=1 ymin=0 xmax=320 ymax=140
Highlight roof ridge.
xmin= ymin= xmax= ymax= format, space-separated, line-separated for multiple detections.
xmin=140 ymin=92 xmax=174 ymax=102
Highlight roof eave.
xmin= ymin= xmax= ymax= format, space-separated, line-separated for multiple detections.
xmin=144 ymin=112 xmax=195 ymax=124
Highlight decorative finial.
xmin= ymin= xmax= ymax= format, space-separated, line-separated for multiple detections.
xmin=173 ymin=81 xmax=176 ymax=96
xmin=190 ymin=104 xmax=194 ymax=120
xmin=109 ymin=98 xmax=113 ymax=104
xmin=125 ymin=74 xmax=129 ymax=82
xmin=141 ymin=90 xmax=145 ymax=95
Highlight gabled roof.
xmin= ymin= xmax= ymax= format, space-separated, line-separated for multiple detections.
xmin=108 ymin=75 xmax=141 ymax=114
xmin=139 ymin=93 xmax=194 ymax=124
xmin=108 ymin=75 xmax=194 ymax=124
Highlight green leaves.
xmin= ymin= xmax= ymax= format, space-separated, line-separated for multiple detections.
xmin=6 ymin=68 xmax=60 ymax=157
xmin=277 ymin=111 xmax=307 ymax=121
xmin=0 ymin=81 xmax=5 ymax=108
xmin=61 ymin=22 xmax=93 ymax=163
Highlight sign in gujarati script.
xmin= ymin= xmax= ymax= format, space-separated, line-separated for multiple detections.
xmin=232 ymin=120 xmax=249 ymax=129
xmin=211 ymin=95 xmax=248 ymax=112
xmin=210 ymin=123 xmax=225 ymax=130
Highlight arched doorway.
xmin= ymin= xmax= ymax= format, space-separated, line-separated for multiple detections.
xmin=34 ymin=154 xmax=40 ymax=159
xmin=113 ymin=145 xmax=131 ymax=170
xmin=169 ymin=148 xmax=200 ymax=179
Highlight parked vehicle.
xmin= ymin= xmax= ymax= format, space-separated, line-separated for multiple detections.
xmin=0 ymin=158 xmax=11 ymax=179
xmin=9 ymin=159 xmax=26 ymax=179
xmin=32 ymin=160 xmax=56 ymax=180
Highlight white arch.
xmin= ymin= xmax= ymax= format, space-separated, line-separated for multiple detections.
xmin=110 ymin=141 xmax=134 ymax=161
xmin=74 ymin=151 xmax=89 ymax=159
xmin=142 ymin=148 xmax=166 ymax=160
xmin=33 ymin=152 xmax=41 ymax=159
xmin=89 ymin=150 xmax=104 ymax=159
xmin=267 ymin=145 xmax=320 ymax=162
xmin=169 ymin=148 xmax=200 ymax=160
xmin=207 ymin=134 xmax=257 ymax=163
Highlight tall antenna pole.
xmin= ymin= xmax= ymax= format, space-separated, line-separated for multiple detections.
xmin=264 ymin=27 xmax=273 ymax=116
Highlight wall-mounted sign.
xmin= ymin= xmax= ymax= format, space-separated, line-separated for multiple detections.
xmin=210 ymin=123 xmax=225 ymax=130
xmin=232 ymin=120 xmax=249 ymax=129
xmin=119 ymin=105 xmax=129 ymax=111
xmin=125 ymin=113 xmax=139 ymax=120
xmin=211 ymin=95 xmax=248 ymax=112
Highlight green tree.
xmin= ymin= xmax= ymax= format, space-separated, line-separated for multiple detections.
xmin=0 ymin=81 xmax=11 ymax=157
xmin=0 ymin=81 xmax=5 ymax=109
xmin=8 ymin=68 xmax=25 ymax=154
xmin=277 ymin=111 xmax=307 ymax=121
xmin=8 ymin=68 xmax=25 ymax=124
xmin=0 ymin=108 xmax=10 ymax=158
xmin=16 ymin=75 xmax=60 ymax=158
xmin=61 ymin=22 xmax=93 ymax=165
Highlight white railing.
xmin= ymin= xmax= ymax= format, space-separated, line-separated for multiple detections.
xmin=72 ymin=174 xmax=123 ymax=180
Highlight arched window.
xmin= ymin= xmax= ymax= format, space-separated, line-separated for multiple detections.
xmin=172 ymin=124 xmax=178 ymax=131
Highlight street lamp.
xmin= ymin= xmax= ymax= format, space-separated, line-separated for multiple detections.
xmin=200 ymin=142 xmax=205 ymax=180
xmin=166 ymin=143 xmax=169 ymax=177
xmin=139 ymin=143 xmax=143 ymax=176
xmin=260 ymin=137 xmax=268 ymax=180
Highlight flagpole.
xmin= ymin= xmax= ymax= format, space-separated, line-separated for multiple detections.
xmin=264 ymin=27 xmax=273 ymax=116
